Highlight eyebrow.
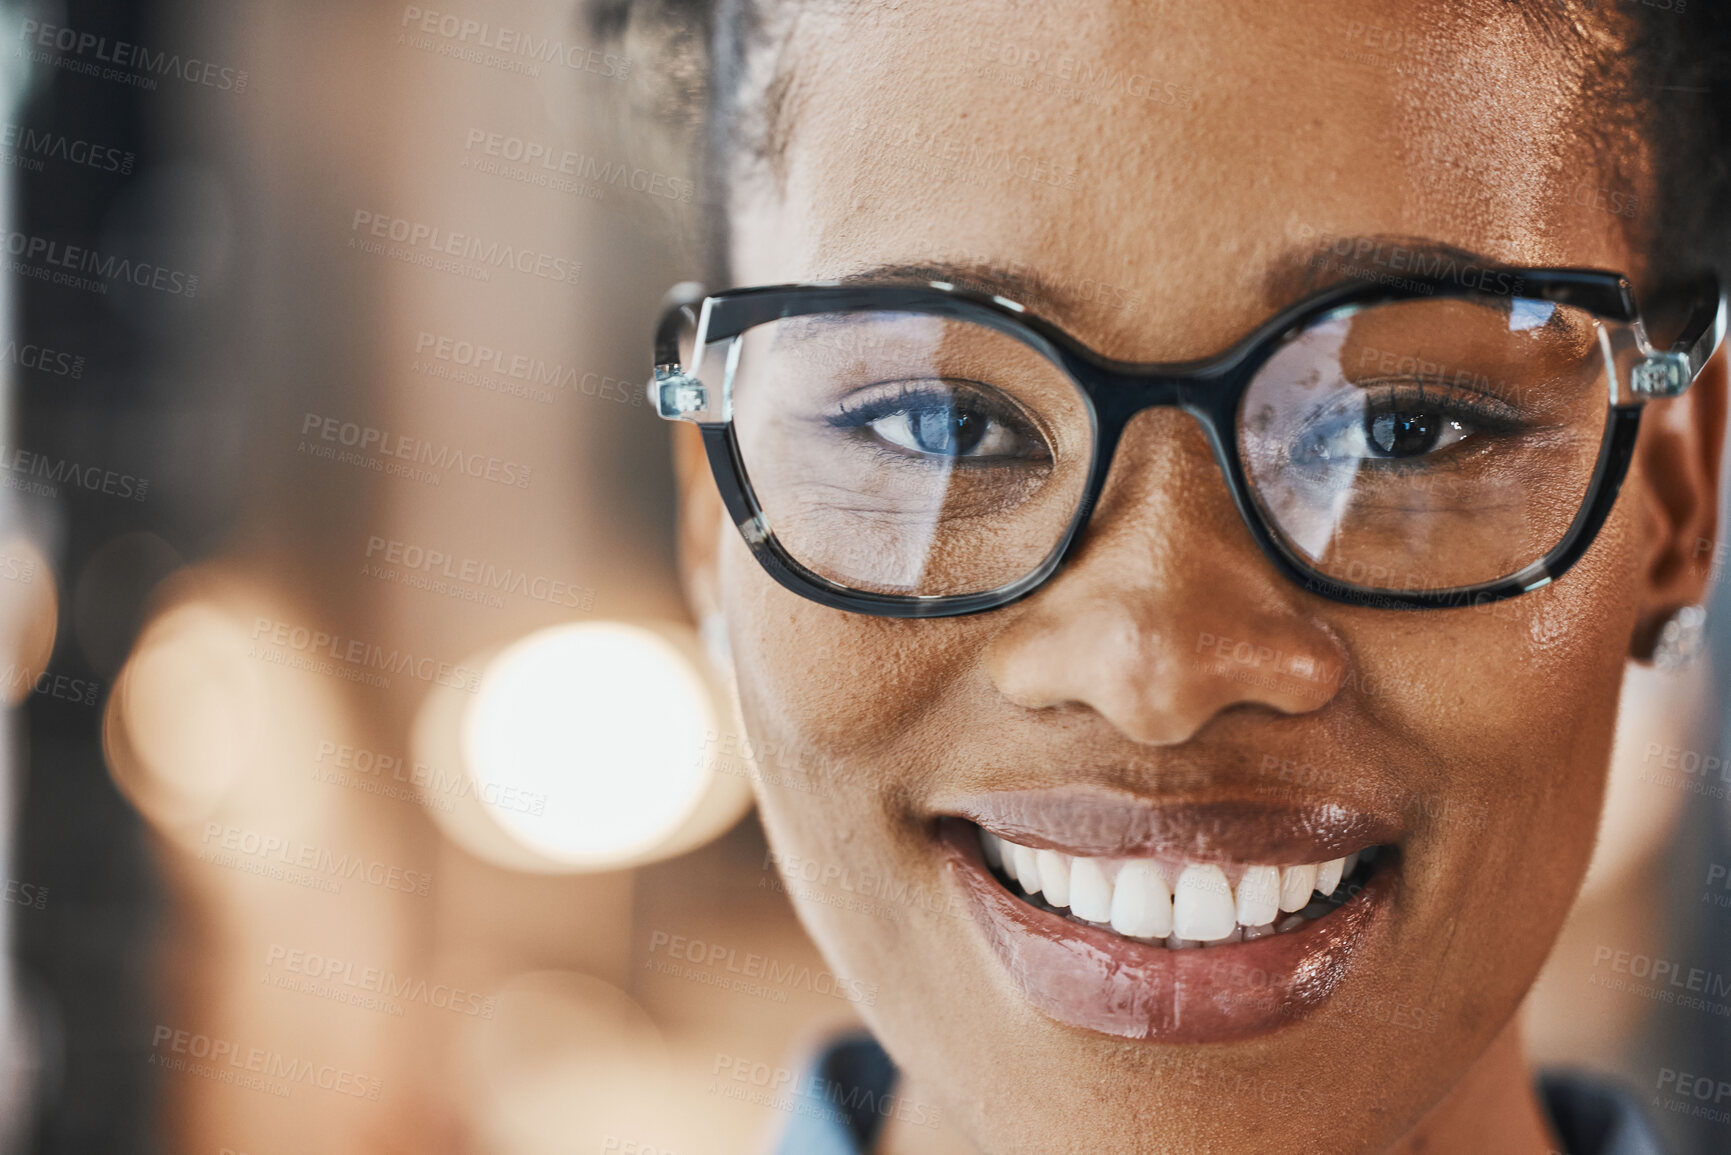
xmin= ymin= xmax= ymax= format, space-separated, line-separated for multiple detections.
xmin=835 ymin=260 xmax=1095 ymax=324
xmin=827 ymin=240 xmax=1556 ymax=362
xmin=837 ymin=239 xmax=1525 ymax=320
xmin=1262 ymin=235 xmax=1521 ymax=306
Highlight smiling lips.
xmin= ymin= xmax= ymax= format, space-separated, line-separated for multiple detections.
xmin=936 ymin=790 xmax=1400 ymax=1042
xmin=982 ymin=827 xmax=1371 ymax=946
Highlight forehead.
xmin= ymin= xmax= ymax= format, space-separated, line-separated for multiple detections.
xmin=734 ymin=0 xmax=1641 ymax=359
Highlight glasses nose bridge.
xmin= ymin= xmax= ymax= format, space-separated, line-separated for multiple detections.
xmin=1079 ymin=352 xmax=1240 ymax=466
xmin=1069 ymin=360 xmax=1247 ymax=533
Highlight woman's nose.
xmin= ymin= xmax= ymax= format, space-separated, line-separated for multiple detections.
xmin=983 ymin=409 xmax=1350 ymax=746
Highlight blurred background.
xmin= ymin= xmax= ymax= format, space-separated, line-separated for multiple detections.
xmin=0 ymin=1 xmax=1725 ymax=1153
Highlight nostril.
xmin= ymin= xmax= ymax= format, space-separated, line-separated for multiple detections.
xmin=987 ymin=593 xmax=1347 ymax=746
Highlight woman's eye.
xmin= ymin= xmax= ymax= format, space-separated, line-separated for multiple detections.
xmin=1363 ymin=408 xmax=1469 ymax=459
xmin=1300 ymin=398 xmax=1478 ymax=465
xmin=867 ymin=403 xmax=1035 ymax=460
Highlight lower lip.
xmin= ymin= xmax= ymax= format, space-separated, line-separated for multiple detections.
xmin=936 ymin=818 xmax=1395 ymax=1043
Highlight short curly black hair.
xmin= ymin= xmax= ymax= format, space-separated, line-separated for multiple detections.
xmin=593 ymin=0 xmax=1731 ymax=309
xmin=1627 ymin=3 xmax=1731 ymax=286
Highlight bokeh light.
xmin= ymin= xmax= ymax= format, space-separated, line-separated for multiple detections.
xmin=461 ymin=621 xmax=724 ymax=866
xmin=0 ymin=535 xmax=57 ymax=707
xmin=416 ymin=620 xmax=749 ymax=873
xmin=104 ymin=598 xmax=263 ymax=831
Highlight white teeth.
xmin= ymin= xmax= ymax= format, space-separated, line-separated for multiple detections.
xmin=1035 ymin=850 xmax=1071 ymax=908
xmin=1235 ymin=865 xmax=1282 ymax=928
xmin=1110 ymin=860 xmax=1174 ymax=940
xmin=1068 ymin=857 xmax=1114 ymax=922
xmin=980 ymin=829 xmax=1375 ymax=948
xmin=1173 ymin=864 xmax=1237 ymax=942
xmin=1011 ymin=843 xmax=1043 ymax=895
xmin=1278 ymin=863 xmax=1318 ymax=912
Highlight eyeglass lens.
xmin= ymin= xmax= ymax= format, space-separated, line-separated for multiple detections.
xmin=728 ymin=297 xmax=1613 ymax=599
xmin=1239 ymin=297 xmax=1610 ymax=592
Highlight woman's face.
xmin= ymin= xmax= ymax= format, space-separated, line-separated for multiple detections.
xmin=680 ymin=2 xmax=1721 ymax=1152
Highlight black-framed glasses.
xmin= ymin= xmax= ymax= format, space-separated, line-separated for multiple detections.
xmin=647 ymin=268 xmax=1727 ymax=618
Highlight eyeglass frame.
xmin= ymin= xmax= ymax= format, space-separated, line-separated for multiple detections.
xmin=648 ymin=268 xmax=1728 ymax=618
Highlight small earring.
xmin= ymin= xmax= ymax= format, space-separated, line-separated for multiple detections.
xmin=1653 ymin=604 xmax=1708 ymax=671
xmin=700 ymin=611 xmax=734 ymax=673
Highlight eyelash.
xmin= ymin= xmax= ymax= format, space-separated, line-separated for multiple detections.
xmin=1322 ymin=379 xmax=1524 ymax=433
xmin=825 ymin=380 xmax=1047 ymax=459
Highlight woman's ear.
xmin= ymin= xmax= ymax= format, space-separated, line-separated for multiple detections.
xmin=673 ymin=423 xmax=728 ymax=624
xmin=1629 ymin=344 xmax=1728 ymax=660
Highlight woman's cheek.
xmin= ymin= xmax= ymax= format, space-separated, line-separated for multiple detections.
xmin=1345 ymin=520 xmax=1632 ymax=941
xmin=725 ymin=544 xmax=981 ymax=754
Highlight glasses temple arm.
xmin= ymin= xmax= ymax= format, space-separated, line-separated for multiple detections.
xmin=654 ymin=281 xmax=708 ymax=372
xmin=1676 ymin=283 xmax=1729 ymax=381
